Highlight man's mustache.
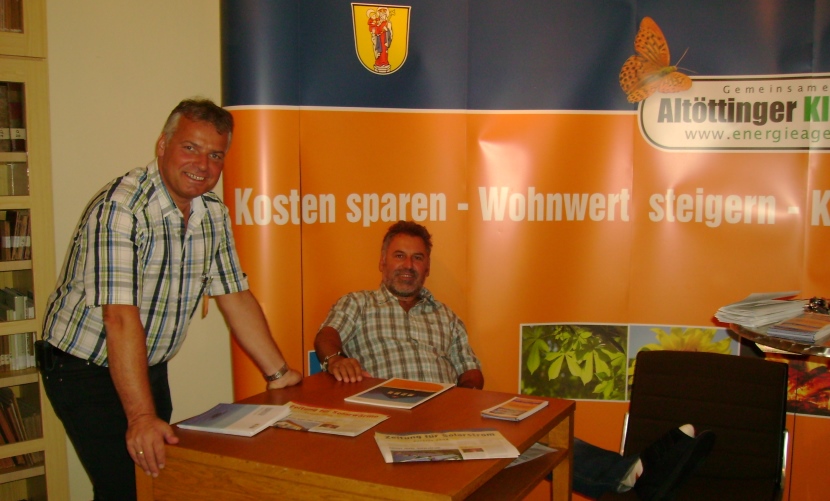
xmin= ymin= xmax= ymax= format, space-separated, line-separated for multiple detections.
xmin=394 ymin=268 xmax=418 ymax=280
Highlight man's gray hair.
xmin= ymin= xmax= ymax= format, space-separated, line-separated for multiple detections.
xmin=161 ymin=98 xmax=234 ymax=148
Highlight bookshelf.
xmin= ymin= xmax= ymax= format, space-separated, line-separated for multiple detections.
xmin=0 ymin=1 xmax=69 ymax=500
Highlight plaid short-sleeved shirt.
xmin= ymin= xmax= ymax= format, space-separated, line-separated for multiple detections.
xmin=319 ymin=285 xmax=481 ymax=383
xmin=42 ymin=160 xmax=248 ymax=366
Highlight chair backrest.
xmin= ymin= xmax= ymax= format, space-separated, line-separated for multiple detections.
xmin=624 ymin=351 xmax=788 ymax=500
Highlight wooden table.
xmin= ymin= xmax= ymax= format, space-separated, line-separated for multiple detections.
xmin=136 ymin=373 xmax=574 ymax=500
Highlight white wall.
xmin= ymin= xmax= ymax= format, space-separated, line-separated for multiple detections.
xmin=45 ymin=1 xmax=231 ymax=499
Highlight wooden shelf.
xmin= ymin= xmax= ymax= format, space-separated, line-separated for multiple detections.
xmin=0 ymin=462 xmax=45 ymax=484
xmin=0 ymin=196 xmax=30 ymax=210
xmin=0 ymin=367 xmax=37 ymax=388
xmin=0 ymin=1 xmax=69 ymax=499
xmin=0 ymin=0 xmax=46 ymax=58
xmin=0 ymin=152 xmax=27 ymax=163
xmin=0 ymin=260 xmax=31 ymax=272
xmin=0 ymin=319 xmax=37 ymax=336
xmin=0 ymin=437 xmax=44 ymax=461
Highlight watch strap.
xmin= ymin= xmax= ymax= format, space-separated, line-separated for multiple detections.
xmin=264 ymin=363 xmax=289 ymax=382
xmin=320 ymin=351 xmax=343 ymax=373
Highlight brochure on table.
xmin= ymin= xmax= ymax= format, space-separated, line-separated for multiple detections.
xmin=177 ymin=403 xmax=290 ymax=437
xmin=345 ymin=378 xmax=454 ymax=409
xmin=481 ymin=396 xmax=549 ymax=421
xmin=273 ymin=401 xmax=389 ymax=437
xmin=374 ymin=429 xmax=520 ymax=463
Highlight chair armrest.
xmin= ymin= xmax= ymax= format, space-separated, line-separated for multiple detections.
xmin=776 ymin=428 xmax=789 ymax=501
xmin=619 ymin=413 xmax=629 ymax=455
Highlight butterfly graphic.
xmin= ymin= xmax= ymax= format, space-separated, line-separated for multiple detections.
xmin=619 ymin=17 xmax=692 ymax=103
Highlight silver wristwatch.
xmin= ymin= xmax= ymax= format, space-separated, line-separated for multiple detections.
xmin=320 ymin=351 xmax=343 ymax=373
xmin=264 ymin=363 xmax=289 ymax=382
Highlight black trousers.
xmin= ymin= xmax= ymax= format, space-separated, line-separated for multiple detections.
xmin=39 ymin=342 xmax=172 ymax=501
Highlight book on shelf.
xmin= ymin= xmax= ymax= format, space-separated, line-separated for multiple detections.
xmin=0 ymin=387 xmax=33 ymax=466
xmin=6 ymin=81 xmax=24 ymax=152
xmin=344 ymin=378 xmax=454 ymax=410
xmin=481 ymin=396 xmax=549 ymax=422
xmin=18 ymin=396 xmax=44 ymax=463
xmin=0 ymin=209 xmax=30 ymax=261
xmin=374 ymin=428 xmax=520 ymax=464
xmin=765 ymin=312 xmax=830 ymax=343
xmin=0 ymin=82 xmax=10 ymax=152
xmin=273 ymin=401 xmax=389 ymax=437
xmin=0 ymin=287 xmax=33 ymax=322
xmin=0 ymin=333 xmax=34 ymax=372
xmin=176 ymin=403 xmax=290 ymax=437
xmin=12 ymin=210 xmax=28 ymax=259
xmin=714 ymin=291 xmax=807 ymax=328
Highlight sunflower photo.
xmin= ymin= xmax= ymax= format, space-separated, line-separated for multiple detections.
xmin=626 ymin=325 xmax=737 ymax=393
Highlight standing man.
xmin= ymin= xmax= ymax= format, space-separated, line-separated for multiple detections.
xmin=40 ymin=98 xmax=301 ymax=501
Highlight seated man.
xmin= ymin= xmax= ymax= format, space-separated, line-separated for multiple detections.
xmin=314 ymin=220 xmax=713 ymax=500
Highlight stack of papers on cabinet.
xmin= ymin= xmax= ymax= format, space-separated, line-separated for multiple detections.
xmin=766 ymin=312 xmax=830 ymax=343
xmin=715 ymin=292 xmax=807 ymax=328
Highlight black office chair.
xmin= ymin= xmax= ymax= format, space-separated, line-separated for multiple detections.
xmin=599 ymin=350 xmax=788 ymax=501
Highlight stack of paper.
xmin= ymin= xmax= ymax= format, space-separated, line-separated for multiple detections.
xmin=481 ymin=397 xmax=548 ymax=422
xmin=177 ymin=403 xmax=291 ymax=437
xmin=273 ymin=402 xmax=389 ymax=437
xmin=374 ymin=429 xmax=519 ymax=463
xmin=766 ymin=312 xmax=830 ymax=343
xmin=715 ymin=292 xmax=807 ymax=328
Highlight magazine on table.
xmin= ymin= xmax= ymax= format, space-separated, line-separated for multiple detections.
xmin=177 ymin=403 xmax=290 ymax=437
xmin=273 ymin=401 xmax=390 ymax=437
xmin=345 ymin=378 xmax=454 ymax=409
xmin=714 ymin=291 xmax=806 ymax=328
xmin=766 ymin=311 xmax=830 ymax=343
xmin=481 ymin=396 xmax=549 ymax=421
xmin=374 ymin=428 xmax=520 ymax=463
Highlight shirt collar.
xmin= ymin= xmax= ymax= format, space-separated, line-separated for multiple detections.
xmin=377 ymin=283 xmax=436 ymax=307
xmin=148 ymin=159 xmax=206 ymax=222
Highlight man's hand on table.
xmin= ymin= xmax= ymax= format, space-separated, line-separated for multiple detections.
xmin=127 ymin=414 xmax=179 ymax=477
xmin=328 ymin=356 xmax=371 ymax=382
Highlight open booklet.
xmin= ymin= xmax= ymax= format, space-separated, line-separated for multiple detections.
xmin=177 ymin=403 xmax=291 ymax=437
xmin=273 ymin=401 xmax=389 ymax=437
xmin=345 ymin=378 xmax=454 ymax=409
xmin=374 ymin=429 xmax=520 ymax=463
xmin=481 ymin=396 xmax=548 ymax=421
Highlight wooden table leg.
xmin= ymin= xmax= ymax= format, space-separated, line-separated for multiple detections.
xmin=545 ymin=413 xmax=573 ymax=500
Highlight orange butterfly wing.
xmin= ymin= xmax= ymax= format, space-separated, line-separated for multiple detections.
xmin=619 ymin=17 xmax=691 ymax=103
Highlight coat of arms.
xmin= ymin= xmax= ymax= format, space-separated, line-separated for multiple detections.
xmin=352 ymin=3 xmax=411 ymax=75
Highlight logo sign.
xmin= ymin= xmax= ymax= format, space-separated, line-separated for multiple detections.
xmin=352 ymin=3 xmax=411 ymax=75
xmin=640 ymin=74 xmax=830 ymax=151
